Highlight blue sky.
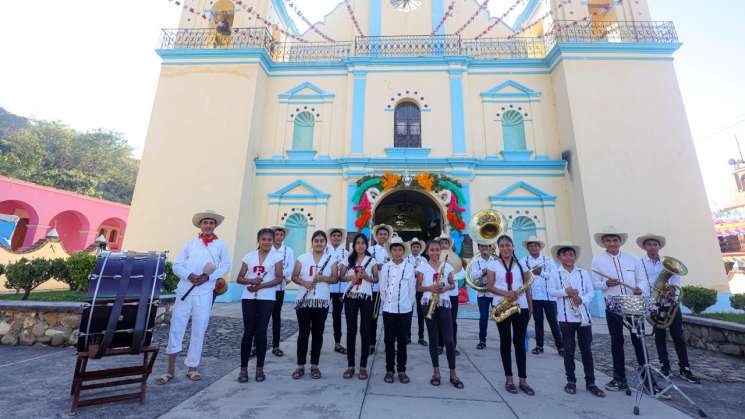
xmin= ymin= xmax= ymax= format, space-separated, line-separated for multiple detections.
xmin=0 ymin=0 xmax=742 ymax=208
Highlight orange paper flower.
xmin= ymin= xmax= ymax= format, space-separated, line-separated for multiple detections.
xmin=381 ymin=172 xmax=401 ymax=191
xmin=414 ymin=172 xmax=434 ymax=191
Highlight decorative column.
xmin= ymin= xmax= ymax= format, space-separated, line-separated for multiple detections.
xmin=351 ymin=70 xmax=368 ymax=154
xmin=432 ymin=0 xmax=444 ymax=35
xmin=448 ymin=69 xmax=466 ymax=155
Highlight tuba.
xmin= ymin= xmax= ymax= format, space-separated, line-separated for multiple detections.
xmin=464 ymin=210 xmax=504 ymax=293
xmin=648 ymin=256 xmax=687 ymax=329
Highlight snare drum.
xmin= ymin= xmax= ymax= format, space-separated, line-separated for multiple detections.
xmin=607 ymin=295 xmax=651 ymax=316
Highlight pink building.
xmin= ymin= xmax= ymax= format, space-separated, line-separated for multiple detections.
xmin=0 ymin=176 xmax=129 ymax=251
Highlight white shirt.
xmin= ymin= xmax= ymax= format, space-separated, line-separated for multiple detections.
xmin=469 ymin=255 xmax=494 ymax=298
xmin=370 ymin=243 xmax=389 ymax=292
xmin=416 ymin=260 xmax=455 ymax=306
xmin=172 ymin=237 xmax=231 ymax=297
xmin=548 ymin=265 xmax=594 ymax=324
xmin=521 ymin=254 xmax=557 ymax=301
xmin=591 ymin=251 xmax=645 ymax=300
xmin=637 ymin=255 xmax=680 ymax=301
xmin=344 ymin=255 xmax=375 ymax=298
xmin=450 ymin=269 xmax=465 ymax=297
xmin=269 ymin=244 xmax=294 ymax=292
xmin=326 ymin=244 xmax=350 ymax=294
xmin=380 ymin=259 xmax=416 ymax=313
xmin=295 ymin=252 xmax=335 ymax=306
xmin=240 ymin=250 xmax=282 ymax=300
xmin=487 ymin=257 xmax=530 ymax=309
xmin=405 ymin=254 xmax=425 ymax=270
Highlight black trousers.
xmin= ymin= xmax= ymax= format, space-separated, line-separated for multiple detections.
xmin=270 ymin=290 xmax=284 ymax=349
xmin=330 ymin=292 xmax=344 ymax=345
xmin=409 ymin=291 xmax=425 ymax=341
xmin=345 ymin=297 xmax=372 ymax=368
xmin=439 ymin=295 xmax=460 ymax=348
xmin=369 ymin=291 xmax=380 ymax=349
xmin=654 ymin=309 xmax=689 ymax=369
xmin=383 ymin=312 xmax=412 ymax=372
xmin=425 ymin=306 xmax=455 ymax=369
xmin=560 ymin=322 xmax=595 ymax=385
xmin=606 ymin=309 xmax=645 ymax=382
xmin=497 ymin=308 xmax=530 ymax=378
xmin=240 ymin=299 xmax=274 ymax=368
xmin=296 ymin=307 xmax=328 ymax=366
xmin=533 ymin=299 xmax=563 ymax=349
xmin=477 ymin=296 xmax=491 ymax=343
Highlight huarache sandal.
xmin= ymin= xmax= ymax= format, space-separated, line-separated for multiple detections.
xmin=186 ymin=370 xmax=202 ymax=381
xmin=334 ymin=345 xmax=347 ymax=354
xmin=384 ymin=372 xmax=394 ymax=383
xmin=343 ymin=368 xmax=355 ymax=379
xmin=398 ymin=373 xmax=410 ymax=384
xmin=255 ymin=369 xmax=266 ymax=382
xmin=310 ymin=367 xmax=322 ymax=379
xmin=564 ymin=383 xmax=576 ymax=395
xmin=238 ymin=369 xmax=249 ymax=383
xmin=519 ymin=383 xmax=535 ymax=396
xmin=587 ymin=385 xmax=606 ymax=398
xmin=430 ymin=375 xmax=441 ymax=386
xmin=272 ymin=347 xmax=284 ymax=357
xmin=450 ymin=377 xmax=464 ymax=389
xmin=531 ymin=347 xmax=544 ymax=354
xmin=292 ymin=367 xmax=305 ymax=380
xmin=476 ymin=342 xmax=486 ymax=350
xmin=505 ymin=383 xmax=518 ymax=394
xmin=155 ymin=372 xmax=175 ymax=385
xmin=359 ymin=368 xmax=368 ymax=380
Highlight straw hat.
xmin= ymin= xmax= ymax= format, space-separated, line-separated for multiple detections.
xmin=192 ymin=210 xmax=224 ymax=228
xmin=371 ymin=224 xmax=393 ymax=238
xmin=636 ymin=233 xmax=666 ymax=250
xmin=270 ymin=225 xmax=289 ymax=235
xmin=521 ymin=235 xmax=545 ymax=250
xmin=326 ymin=227 xmax=347 ymax=243
xmin=386 ymin=235 xmax=406 ymax=253
xmin=437 ymin=232 xmax=452 ymax=244
xmin=593 ymin=225 xmax=628 ymax=247
xmin=550 ymin=240 xmax=581 ymax=260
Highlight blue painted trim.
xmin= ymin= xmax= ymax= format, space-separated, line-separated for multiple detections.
xmin=432 ymin=0 xmax=445 ymax=36
xmin=483 ymin=99 xmax=540 ymax=104
xmin=462 ymin=182 xmax=471 ymax=227
xmin=500 ymin=149 xmax=534 ymax=161
xmin=369 ymin=0 xmax=381 ymax=37
xmin=268 ymin=179 xmax=330 ymax=199
xmin=481 ymin=80 xmax=541 ymax=99
xmin=271 ymin=0 xmax=300 ymax=35
xmin=256 ymin=172 xmax=342 ymax=176
xmin=492 ymin=203 xmax=556 ymax=208
xmin=286 ymin=150 xmax=318 ymax=160
xmin=469 ymin=70 xmax=549 ymax=75
xmin=278 ymin=81 xmax=335 ymax=100
xmin=280 ymin=99 xmax=334 ymax=104
xmin=269 ymin=201 xmax=328 ymax=206
xmin=255 ymin=156 xmax=566 ymax=170
xmin=489 ymin=181 xmax=557 ymax=205
xmin=347 ymin=182 xmax=357 ymax=232
xmin=351 ymin=76 xmax=367 ymax=154
xmin=512 ymin=0 xmax=541 ymax=31
xmin=449 ymin=75 xmax=466 ymax=154
xmin=384 ymin=148 xmax=432 ymax=158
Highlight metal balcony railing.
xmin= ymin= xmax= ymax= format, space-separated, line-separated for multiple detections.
xmin=159 ymin=21 xmax=678 ymax=63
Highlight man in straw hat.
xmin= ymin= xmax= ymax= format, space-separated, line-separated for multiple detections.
xmin=157 ymin=210 xmax=231 ymax=384
xmin=406 ymin=237 xmax=427 ymax=346
xmin=326 ymin=227 xmax=350 ymax=355
xmin=636 ymin=234 xmax=699 ymax=384
xmin=520 ymin=236 xmax=563 ymax=356
xmin=369 ymin=224 xmax=393 ymax=355
xmin=590 ymin=226 xmax=649 ymax=393
xmin=267 ymin=225 xmax=294 ymax=357
xmin=547 ymin=241 xmax=605 ymax=398
xmin=438 ymin=232 xmax=463 ymax=356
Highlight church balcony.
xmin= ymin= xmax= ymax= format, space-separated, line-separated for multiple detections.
xmin=159 ymin=20 xmax=678 ymax=63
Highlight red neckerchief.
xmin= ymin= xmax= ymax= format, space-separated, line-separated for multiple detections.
xmin=199 ymin=233 xmax=218 ymax=247
xmin=499 ymin=256 xmax=515 ymax=290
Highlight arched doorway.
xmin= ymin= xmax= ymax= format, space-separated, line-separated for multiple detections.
xmin=372 ymin=189 xmax=444 ymax=242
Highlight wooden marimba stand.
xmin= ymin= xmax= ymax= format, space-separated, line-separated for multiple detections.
xmin=69 ymin=345 xmax=159 ymax=416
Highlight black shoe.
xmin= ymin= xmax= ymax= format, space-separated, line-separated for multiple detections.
xmin=455 ymin=349 xmax=461 ymax=356
xmin=418 ymin=339 xmax=428 ymax=346
xmin=660 ymin=364 xmax=671 ymax=377
xmin=531 ymin=346 xmax=544 ymax=355
xmin=680 ymin=367 xmax=700 ymax=384
xmin=604 ymin=379 xmax=628 ymax=392
xmin=476 ymin=342 xmax=486 ymax=350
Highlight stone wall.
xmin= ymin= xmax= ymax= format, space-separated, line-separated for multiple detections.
xmin=683 ymin=315 xmax=745 ymax=357
xmin=0 ymin=297 xmax=174 ymax=347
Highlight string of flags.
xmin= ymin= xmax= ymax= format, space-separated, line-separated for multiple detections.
xmin=474 ymin=0 xmax=527 ymax=40
xmin=344 ymin=0 xmax=365 ymax=37
xmin=430 ymin=1 xmax=456 ymax=36
xmin=455 ymin=0 xmax=490 ymax=36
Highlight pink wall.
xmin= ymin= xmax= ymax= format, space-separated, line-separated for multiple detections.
xmin=0 ymin=176 xmax=129 ymax=251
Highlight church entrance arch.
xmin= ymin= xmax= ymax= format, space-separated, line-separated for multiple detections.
xmin=372 ymin=189 xmax=445 ymax=242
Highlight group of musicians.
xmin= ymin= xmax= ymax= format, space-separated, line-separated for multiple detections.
xmin=157 ymin=210 xmax=700 ymax=398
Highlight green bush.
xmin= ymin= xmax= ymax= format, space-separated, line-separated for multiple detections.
xmin=162 ymin=261 xmax=179 ymax=294
xmin=4 ymin=258 xmax=53 ymax=300
xmin=0 ymin=263 xmax=5 ymax=276
xmin=731 ymin=293 xmax=745 ymax=311
xmin=63 ymin=252 xmax=97 ymax=291
xmin=681 ymin=286 xmax=717 ymax=314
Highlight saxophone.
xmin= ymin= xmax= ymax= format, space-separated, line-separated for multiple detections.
xmin=426 ymin=255 xmax=449 ymax=319
xmin=491 ymin=263 xmax=544 ymax=324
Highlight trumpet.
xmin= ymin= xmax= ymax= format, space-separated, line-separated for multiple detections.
xmin=426 ymin=255 xmax=449 ymax=320
xmin=491 ymin=263 xmax=545 ymax=323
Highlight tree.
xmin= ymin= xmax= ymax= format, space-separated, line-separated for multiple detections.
xmin=681 ymin=286 xmax=717 ymax=315
xmin=63 ymin=252 xmax=97 ymax=292
xmin=3 ymin=258 xmax=52 ymax=300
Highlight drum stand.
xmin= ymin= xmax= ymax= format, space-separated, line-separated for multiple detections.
xmin=625 ymin=314 xmax=706 ymax=417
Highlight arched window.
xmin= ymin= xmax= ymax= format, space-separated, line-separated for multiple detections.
xmin=501 ymin=110 xmax=527 ymax=151
xmin=292 ymin=112 xmax=315 ymax=150
xmin=394 ymin=102 xmax=421 ymax=148
xmin=511 ymin=216 xmax=537 ymax=259
xmin=285 ymin=213 xmax=308 ymax=256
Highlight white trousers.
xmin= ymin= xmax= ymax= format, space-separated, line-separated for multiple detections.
xmin=167 ymin=292 xmax=212 ymax=368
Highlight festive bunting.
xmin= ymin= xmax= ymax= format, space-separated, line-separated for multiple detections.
xmin=344 ymin=0 xmax=365 ymax=37
xmin=283 ymin=1 xmax=335 ymax=42
xmin=474 ymin=0 xmax=527 ymax=40
xmin=454 ymin=0 xmax=490 ymax=36
xmin=430 ymin=1 xmax=456 ymax=36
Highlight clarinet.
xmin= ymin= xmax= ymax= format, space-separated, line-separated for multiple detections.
xmin=343 ymin=256 xmax=374 ymax=300
xmin=296 ymin=255 xmax=331 ymax=308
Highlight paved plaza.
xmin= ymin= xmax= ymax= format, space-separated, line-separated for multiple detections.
xmin=0 ymin=302 xmax=742 ymax=418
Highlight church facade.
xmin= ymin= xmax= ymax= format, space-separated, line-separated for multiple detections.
xmin=124 ymin=0 xmax=727 ymax=291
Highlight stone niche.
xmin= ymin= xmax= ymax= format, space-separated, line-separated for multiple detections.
xmin=682 ymin=315 xmax=745 ymax=357
xmin=0 ymin=297 xmax=174 ymax=347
